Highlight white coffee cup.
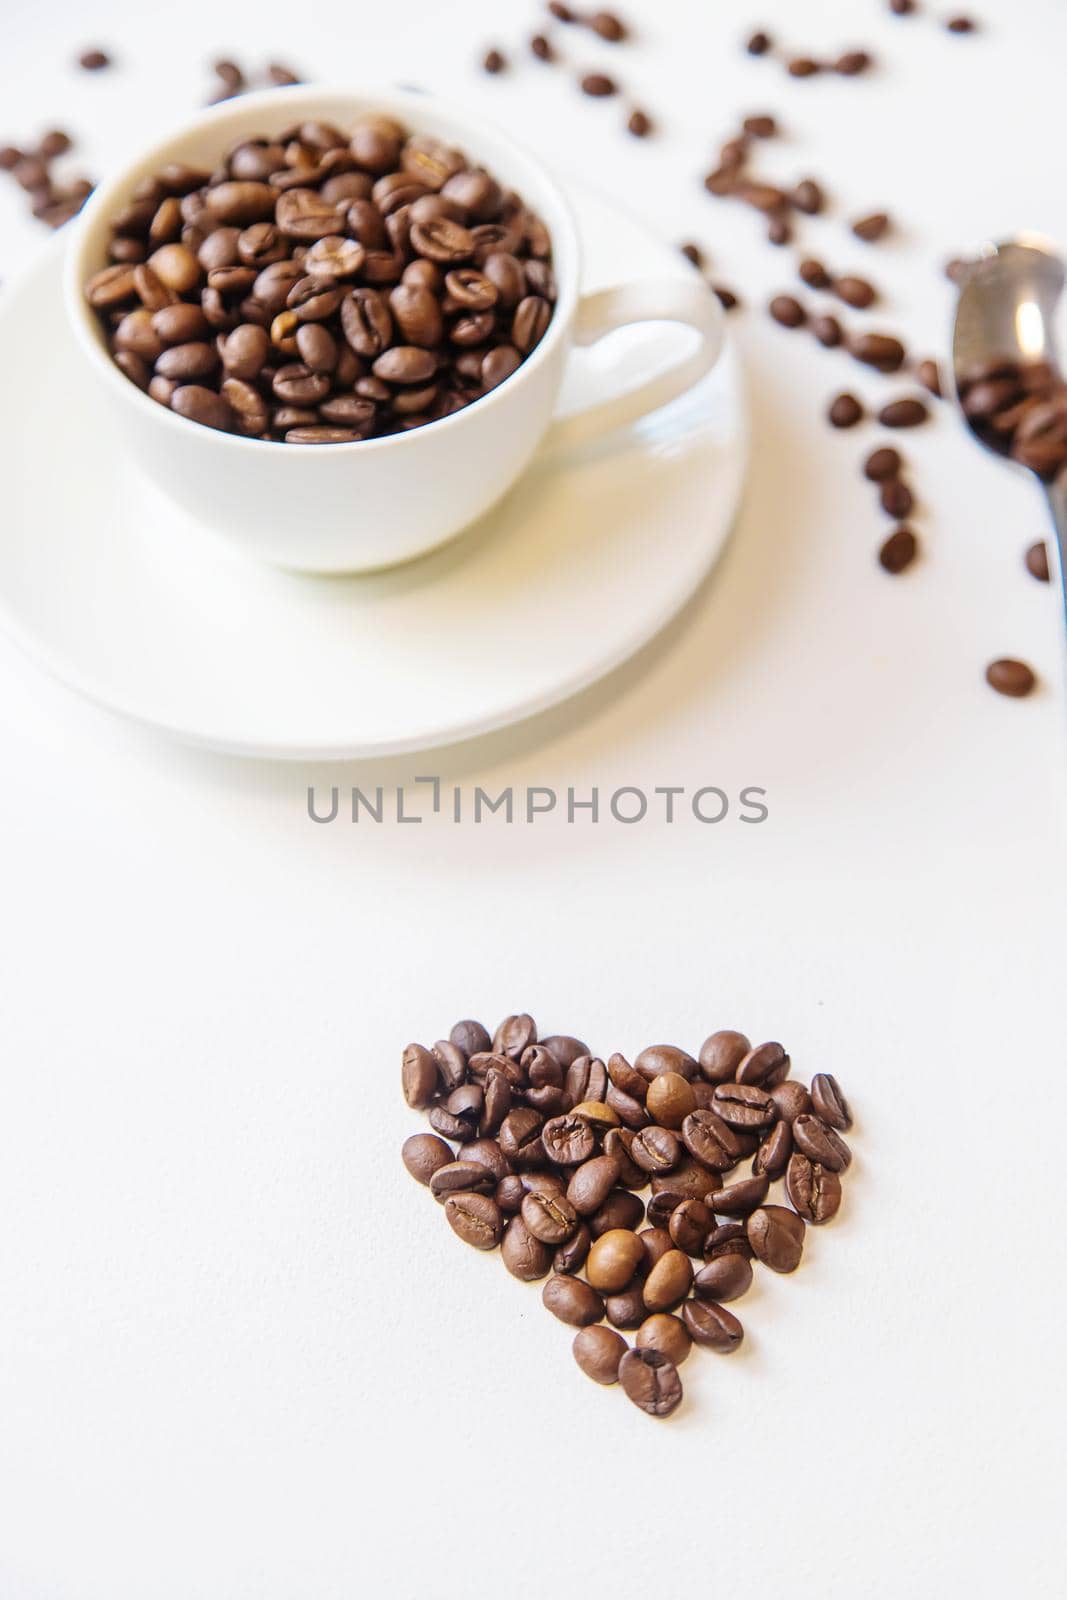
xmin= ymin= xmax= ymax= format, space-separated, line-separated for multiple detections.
xmin=65 ymin=85 xmax=724 ymax=574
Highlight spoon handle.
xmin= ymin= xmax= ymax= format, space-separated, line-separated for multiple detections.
xmin=1048 ymin=474 xmax=1067 ymax=632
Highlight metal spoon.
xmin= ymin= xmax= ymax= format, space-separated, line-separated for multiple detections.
xmin=951 ymin=235 xmax=1067 ymax=616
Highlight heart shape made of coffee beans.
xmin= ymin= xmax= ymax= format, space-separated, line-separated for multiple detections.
xmin=401 ymin=1015 xmax=855 ymax=1419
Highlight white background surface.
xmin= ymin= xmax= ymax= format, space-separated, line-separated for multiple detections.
xmin=1 ymin=2 xmax=1065 ymax=1597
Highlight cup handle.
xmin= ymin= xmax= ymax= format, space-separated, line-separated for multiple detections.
xmin=541 ymin=278 xmax=724 ymax=456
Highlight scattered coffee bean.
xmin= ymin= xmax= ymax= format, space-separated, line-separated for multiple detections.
xmin=879 ymin=526 xmax=918 ymax=572
xmin=917 ymin=358 xmax=943 ymax=398
xmin=880 ymin=478 xmax=914 ymax=518
xmin=852 ymin=211 xmax=890 ymax=242
xmin=680 ymin=241 xmax=704 ymax=268
xmin=1025 ymin=541 xmax=1050 ymax=582
xmin=770 ymin=294 xmax=806 ymax=329
xmin=786 ymin=1153 xmax=843 ymax=1224
xmin=792 ymin=178 xmax=825 ymax=215
xmin=889 ymin=0 xmax=917 ymax=12
xmin=627 ymin=109 xmax=653 ymax=137
xmin=709 ymin=1175 xmax=770 ymax=1217
xmin=747 ymin=1205 xmax=806 ymax=1272
xmin=713 ymin=285 xmax=739 ymax=310
xmin=267 ymin=63 xmax=302 ymax=85
xmin=812 ymin=314 xmax=843 ymax=348
xmin=618 ymin=1347 xmax=683 ymax=1417
xmin=835 ymin=51 xmax=872 ymax=75
xmin=836 ymin=275 xmax=877 ymax=310
xmin=78 ymin=48 xmax=112 ymax=71
xmin=879 ymin=397 xmax=929 ymax=428
xmin=788 ymin=58 xmax=821 ymax=77
xmin=572 ymin=1324 xmax=626 ymax=1384
xmin=746 ymin=30 xmax=772 ymax=55
xmin=637 ymin=1313 xmax=692 ymax=1366
xmin=852 ymin=332 xmax=907 ymax=372
xmin=864 ymin=445 xmax=902 ymax=481
xmin=829 ymin=393 xmax=864 ymax=429
xmin=693 ymin=1253 xmax=753 ymax=1302
xmin=549 ymin=1 xmax=577 ymax=19
xmin=946 ymin=15 xmax=977 ymax=32
xmin=682 ymin=1298 xmax=744 ymax=1352
xmin=445 ymin=1191 xmax=504 ymax=1250
xmin=767 ymin=215 xmax=792 ymax=246
xmin=482 ymin=48 xmax=507 ymax=74
xmin=698 ymin=1030 xmax=751 ymax=1084
xmin=793 ymin=1114 xmax=852 ymax=1171
xmin=590 ymin=11 xmax=628 ymax=42
xmin=811 ymin=1073 xmax=853 ymax=1131
xmin=742 ymin=113 xmax=777 ymax=138
xmin=753 ymin=1118 xmax=792 ymax=1179
xmin=799 ymin=258 xmax=831 ymax=290
xmin=985 ymin=659 xmax=1036 ymax=698
xmin=581 ymin=73 xmax=618 ymax=97
xmin=542 ymin=1274 xmax=604 ymax=1326
xmin=530 ymin=34 xmax=555 ymax=62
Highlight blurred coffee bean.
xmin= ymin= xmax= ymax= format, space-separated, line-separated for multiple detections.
xmin=1025 ymin=541 xmax=1050 ymax=582
xmin=829 ymin=393 xmax=864 ymax=428
xmin=879 ymin=397 xmax=929 ymax=427
xmin=986 ymin=659 xmax=1036 ymax=698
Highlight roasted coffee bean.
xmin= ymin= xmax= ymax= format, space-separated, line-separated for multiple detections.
xmin=490 ymin=1013 xmax=536 ymax=1059
xmin=79 ymin=48 xmax=112 ymax=70
xmin=792 ymin=178 xmax=824 ymax=215
xmin=709 ymin=1175 xmax=770 ymax=1217
xmin=221 ymin=378 xmax=269 ymax=435
xmin=879 ymin=397 xmax=929 ymax=428
xmin=604 ymin=1288 xmax=647 ymax=1329
xmin=918 ymin=358 xmax=943 ymax=398
xmin=114 ymin=351 xmax=151 ymax=390
xmin=946 ymin=15 xmax=976 ymax=32
xmin=591 ymin=1189 xmax=645 ymax=1237
xmin=541 ymin=1114 xmax=596 ymax=1166
xmin=543 ymin=1275 xmax=604 ymax=1327
xmin=829 ymin=393 xmax=864 ymax=429
xmin=788 ymin=57 xmax=821 ymax=77
xmin=462 ymin=1138 xmax=511 ymax=1182
xmin=521 ymin=1189 xmax=578 ymax=1244
xmin=736 ymin=1041 xmax=790 ymax=1088
xmin=645 ymin=1072 xmax=696 ymax=1129
xmin=793 ymin=1114 xmax=852 ymax=1171
xmin=428 ymin=1106 xmax=476 ymax=1142
xmin=628 ymin=110 xmax=653 ymax=138
xmin=498 ymin=1108 xmax=546 ymax=1167
xmin=501 ymin=1214 xmax=552 ymax=1279
xmin=513 ymin=295 xmax=551 ymax=353
xmin=530 ymin=33 xmax=555 ymax=61
xmin=986 ymin=659 xmax=1036 ymax=698
xmin=835 ymin=49 xmax=872 ymax=74
xmin=170 ymin=384 xmax=233 ymax=431
xmin=431 ymin=1039 xmax=467 ymax=1093
xmin=156 ymin=339 xmax=218 ymax=381
xmin=603 ymin=1129 xmax=647 ymax=1189
xmin=771 ymin=1080 xmax=812 ymax=1122
xmin=713 ymin=285 xmax=739 ymax=310
xmin=564 ymin=1055 xmax=608 ymax=1106
xmin=634 ymin=1045 xmax=698 ymax=1083
xmin=880 ymin=479 xmax=913 ymax=518
xmin=450 ymin=1019 xmax=492 ymax=1057
xmin=852 ymin=332 xmax=906 ymax=372
xmin=786 ymin=1153 xmax=843 ymax=1224
xmin=753 ymin=1118 xmax=793 ymax=1179
xmin=567 ymin=1154 xmax=621 ymax=1215
xmin=272 ymin=363 xmax=330 ymax=406
xmin=682 ymin=1298 xmax=744 ymax=1352
xmin=698 ymin=1030 xmax=751 ymax=1084
xmin=568 ymin=1100 xmax=620 ymax=1136
xmin=553 ymin=1223 xmax=592 ymax=1274
xmin=812 ymin=314 xmax=843 ymax=348
xmin=836 ymin=275 xmax=876 ymax=309
xmin=642 ymin=1249 xmax=693 ymax=1313
xmin=401 ymin=1132 xmax=454 ymax=1186
xmin=811 ymin=1073 xmax=853 ymax=1131
xmin=864 ymin=445 xmax=902 ymax=482
xmin=445 ymin=1191 xmax=503 ymax=1250
xmin=572 ymin=1324 xmax=626 ymax=1385
xmin=693 ymin=1252 xmax=753 ymax=1303
xmin=606 ymin=1052 xmax=648 ymax=1100
xmin=704 ymin=1222 xmax=753 ymax=1260
xmin=630 ymin=1125 xmax=682 ymax=1174
xmin=770 ymin=294 xmax=806 ymax=329
xmin=605 ymin=1083 xmax=651 ymax=1129
xmin=767 ymin=215 xmax=792 ymax=247
xmin=853 ymin=211 xmax=890 ymax=242
xmin=114 ymin=309 xmax=163 ymax=361
xmin=586 ymin=1228 xmax=645 ymax=1292
xmin=619 ymin=1347 xmax=683 ymax=1417
xmin=668 ymin=1198 xmax=714 ymax=1255
xmin=522 ymin=1172 xmax=567 ymax=1201
xmin=1025 ymin=541 xmax=1050 ymax=582
xmin=711 ymin=1083 xmax=775 ymax=1131
xmin=637 ymin=1313 xmax=691 ymax=1366
xmin=799 ymin=258 xmax=832 ymax=290
xmin=747 ymin=30 xmax=772 ymax=54
xmin=747 ymin=1204 xmax=806 ymax=1272
xmin=681 ymin=1109 xmax=744 ymax=1171
xmin=581 ymin=73 xmax=618 ymax=97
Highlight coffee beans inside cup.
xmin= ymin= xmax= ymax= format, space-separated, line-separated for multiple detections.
xmin=402 ymin=1016 xmax=857 ymax=1419
xmin=84 ymin=115 xmax=556 ymax=443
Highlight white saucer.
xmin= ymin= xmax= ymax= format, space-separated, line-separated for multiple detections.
xmin=0 ymin=184 xmax=747 ymax=760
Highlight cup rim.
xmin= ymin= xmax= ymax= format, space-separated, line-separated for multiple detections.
xmin=63 ymin=83 xmax=580 ymax=455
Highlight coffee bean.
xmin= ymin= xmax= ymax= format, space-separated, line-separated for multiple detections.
xmin=889 ymin=0 xmax=916 ymax=13
xmin=681 ymin=1109 xmax=744 ymax=1171
xmin=747 ymin=1205 xmax=806 ymax=1272
xmin=401 ymin=1132 xmax=454 ymax=1186
xmin=521 ymin=1189 xmax=578 ymax=1244
xmin=770 ymin=1081 xmax=812 ymax=1122
xmin=540 ymin=1114 xmax=596 ymax=1166
xmin=698 ymin=1030 xmax=751 ymax=1084
xmin=853 ymin=211 xmax=890 ymax=242
xmin=736 ymin=1041 xmax=790 ymax=1088
xmin=713 ymin=285 xmax=740 ymax=310
xmin=829 ymin=393 xmax=864 ymax=429
xmin=627 ymin=110 xmax=653 ymax=138
xmin=79 ymin=48 xmax=112 ymax=70
xmin=917 ymin=358 xmax=942 ymax=398
xmin=879 ymin=528 xmax=918 ymax=573
xmin=879 ymin=397 xmax=929 ymax=428
xmin=604 ymin=1288 xmax=647 ymax=1329
xmin=787 ymin=57 xmax=821 ymax=77
xmin=811 ymin=1073 xmax=853 ymax=1131
xmin=542 ymin=1275 xmax=604 ymax=1327
xmin=634 ymin=1045 xmax=698 ymax=1082
xmin=835 ymin=50 xmax=872 ymax=75
xmin=651 ymin=1158 xmax=720 ymax=1205
xmin=498 ymin=1108 xmax=546 ymax=1168
xmin=668 ymin=1198 xmax=714 ymax=1255
xmin=986 ymin=659 xmax=1036 ymax=698
xmin=709 ymin=1175 xmax=770 ymax=1217
xmin=753 ymin=1118 xmax=793 ymax=1179
xmin=836 ymin=275 xmax=876 ymax=310
xmin=792 ymin=179 xmax=825 ymax=215
xmin=864 ymin=445 xmax=902 ymax=481
xmin=619 ymin=1347 xmax=683 ymax=1417
xmin=946 ymin=15 xmax=976 ymax=32
xmin=793 ymin=1114 xmax=852 ymax=1171
xmin=445 ymin=1191 xmax=503 ymax=1250
xmin=1025 ymin=541 xmax=1050 ymax=582
xmin=704 ymin=1222 xmax=753 ymax=1260
xmin=567 ymin=1154 xmax=622 ymax=1216
xmin=586 ymin=1228 xmax=645 ymax=1292
xmin=501 ymin=1215 xmax=552 ymax=1279
xmin=742 ymin=113 xmax=777 ymax=138
xmin=637 ymin=1313 xmax=691 ymax=1366
xmin=156 ymin=341 xmax=219 ymax=381
xmin=799 ymin=258 xmax=832 ymax=290
xmin=770 ymin=294 xmax=806 ymax=329
xmin=645 ymin=1072 xmax=696 ymax=1129
xmin=590 ymin=10 xmax=627 ymax=41
xmin=786 ymin=1153 xmax=843 ymax=1224
xmin=565 ymin=1055 xmax=608 ymax=1107
xmin=591 ymin=1189 xmax=645 ymax=1237
xmin=880 ymin=479 xmax=913 ymax=518
xmin=812 ymin=314 xmax=843 ymax=348
xmin=482 ymin=48 xmax=507 ymax=75
xmin=581 ymin=73 xmax=618 ymax=97
xmin=170 ymin=384 xmax=233 ymax=432
xmin=267 ymin=63 xmax=302 ymax=85
xmin=573 ymin=1325 xmax=626 ymax=1385
xmin=852 ymin=332 xmax=906 ymax=372
xmin=767 ymin=215 xmax=792 ymax=247
xmin=463 ymin=1138 xmax=511 ymax=1182
xmin=683 ymin=1298 xmax=744 ymax=1352
xmin=710 ymin=1083 xmax=775 ymax=1131
xmin=693 ymin=1253 xmax=753 ymax=1302
xmin=530 ymin=34 xmax=555 ymax=62
xmin=630 ymin=1125 xmax=682 ymax=1174
xmin=746 ymin=30 xmax=772 ymax=55
xmin=553 ymin=1223 xmax=592 ymax=1275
